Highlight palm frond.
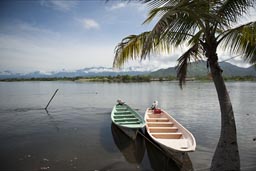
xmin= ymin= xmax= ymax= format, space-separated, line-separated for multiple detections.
xmin=142 ymin=0 xmax=180 ymax=9
xmin=218 ymin=21 xmax=256 ymax=64
xmin=141 ymin=1 xmax=209 ymax=58
xmin=214 ymin=0 xmax=255 ymax=26
xmin=188 ymin=30 xmax=204 ymax=45
xmin=143 ymin=0 xmax=210 ymax=27
xmin=113 ymin=32 xmax=148 ymax=68
xmin=113 ymin=31 xmax=172 ymax=68
xmin=176 ymin=43 xmax=203 ymax=87
xmin=143 ymin=6 xmax=172 ymax=25
xmin=142 ymin=0 xmax=190 ymax=24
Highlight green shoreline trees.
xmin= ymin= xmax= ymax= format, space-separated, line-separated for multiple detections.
xmin=0 ymin=75 xmax=255 ymax=82
xmin=113 ymin=1 xmax=256 ymax=170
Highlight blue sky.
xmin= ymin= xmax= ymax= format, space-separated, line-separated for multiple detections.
xmin=0 ymin=0 xmax=255 ymax=73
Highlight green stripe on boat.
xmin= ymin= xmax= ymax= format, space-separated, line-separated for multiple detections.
xmin=113 ymin=114 xmax=135 ymax=118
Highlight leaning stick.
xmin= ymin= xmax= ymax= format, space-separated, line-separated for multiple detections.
xmin=45 ymin=89 xmax=59 ymax=110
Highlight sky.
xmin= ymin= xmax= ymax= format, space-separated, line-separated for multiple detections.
xmin=0 ymin=0 xmax=255 ymax=73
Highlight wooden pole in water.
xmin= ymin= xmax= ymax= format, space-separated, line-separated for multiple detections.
xmin=45 ymin=89 xmax=59 ymax=110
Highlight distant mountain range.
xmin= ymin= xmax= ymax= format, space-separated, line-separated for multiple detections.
xmin=0 ymin=66 xmax=150 ymax=79
xmin=150 ymin=61 xmax=256 ymax=78
xmin=0 ymin=61 xmax=255 ymax=79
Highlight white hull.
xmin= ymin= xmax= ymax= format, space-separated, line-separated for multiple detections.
xmin=144 ymin=108 xmax=196 ymax=152
xmin=145 ymin=132 xmax=193 ymax=171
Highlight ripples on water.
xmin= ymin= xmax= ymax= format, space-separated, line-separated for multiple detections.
xmin=0 ymin=81 xmax=255 ymax=170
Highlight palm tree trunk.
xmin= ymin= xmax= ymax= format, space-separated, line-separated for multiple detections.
xmin=209 ymin=59 xmax=240 ymax=171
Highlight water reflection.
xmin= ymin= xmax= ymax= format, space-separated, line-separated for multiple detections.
xmin=1 ymin=82 xmax=255 ymax=170
xmin=111 ymin=123 xmax=145 ymax=164
xmin=45 ymin=110 xmax=60 ymax=132
xmin=144 ymin=132 xmax=194 ymax=171
xmin=111 ymin=122 xmax=194 ymax=171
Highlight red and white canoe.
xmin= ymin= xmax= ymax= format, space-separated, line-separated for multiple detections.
xmin=144 ymin=108 xmax=196 ymax=152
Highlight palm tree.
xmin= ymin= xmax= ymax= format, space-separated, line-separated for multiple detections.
xmin=113 ymin=0 xmax=256 ymax=170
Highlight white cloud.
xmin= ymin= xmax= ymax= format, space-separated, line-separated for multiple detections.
xmin=0 ymin=26 xmax=251 ymax=74
xmin=0 ymin=22 xmax=176 ymax=73
xmin=81 ymin=18 xmax=100 ymax=30
xmin=106 ymin=2 xmax=147 ymax=12
xmin=107 ymin=2 xmax=127 ymax=11
xmin=40 ymin=0 xmax=77 ymax=12
xmin=130 ymin=2 xmax=147 ymax=12
xmin=0 ymin=22 xmax=113 ymax=73
xmin=0 ymin=34 xmax=114 ymax=73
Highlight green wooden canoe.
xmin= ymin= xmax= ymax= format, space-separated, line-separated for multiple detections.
xmin=111 ymin=103 xmax=145 ymax=139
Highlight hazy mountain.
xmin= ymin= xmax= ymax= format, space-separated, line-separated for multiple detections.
xmin=150 ymin=61 xmax=256 ymax=78
xmin=0 ymin=67 xmax=150 ymax=79
xmin=1 ymin=62 xmax=255 ymax=79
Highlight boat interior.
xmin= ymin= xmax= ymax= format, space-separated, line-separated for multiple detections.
xmin=114 ymin=105 xmax=142 ymax=124
xmin=146 ymin=113 xmax=183 ymax=139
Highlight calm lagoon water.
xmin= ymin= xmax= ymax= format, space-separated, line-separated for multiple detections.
xmin=0 ymin=81 xmax=255 ymax=171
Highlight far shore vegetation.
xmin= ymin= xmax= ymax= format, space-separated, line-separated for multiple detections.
xmin=0 ymin=75 xmax=255 ymax=82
